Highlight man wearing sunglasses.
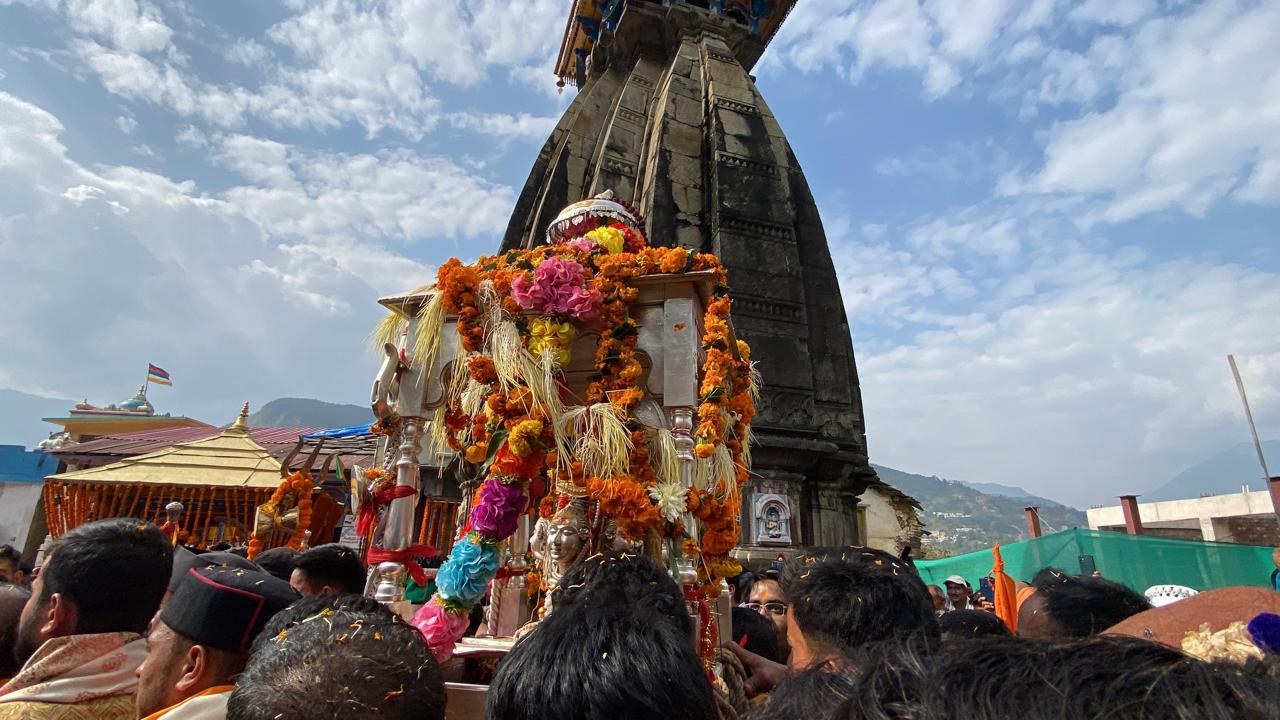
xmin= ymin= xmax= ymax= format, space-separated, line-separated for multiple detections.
xmin=740 ymin=569 xmax=790 ymax=662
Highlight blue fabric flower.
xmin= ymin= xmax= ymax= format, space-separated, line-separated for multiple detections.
xmin=435 ymin=535 xmax=499 ymax=606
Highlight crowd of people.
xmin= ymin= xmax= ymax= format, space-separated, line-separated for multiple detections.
xmin=0 ymin=518 xmax=1277 ymax=719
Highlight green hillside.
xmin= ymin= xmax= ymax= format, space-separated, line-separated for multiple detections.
xmin=247 ymin=397 xmax=372 ymax=428
xmin=874 ymin=464 xmax=1087 ymax=555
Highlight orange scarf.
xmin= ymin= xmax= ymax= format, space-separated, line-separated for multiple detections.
xmin=141 ymin=684 xmax=235 ymax=720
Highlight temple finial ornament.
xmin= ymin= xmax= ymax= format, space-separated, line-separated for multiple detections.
xmin=229 ymin=402 xmax=250 ymax=433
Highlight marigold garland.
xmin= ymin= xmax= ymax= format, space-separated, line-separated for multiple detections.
xmin=247 ymin=471 xmax=314 ymax=559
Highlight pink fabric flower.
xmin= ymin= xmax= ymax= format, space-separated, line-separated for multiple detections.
xmin=567 ymin=237 xmax=599 ymax=253
xmin=510 ymin=272 xmax=536 ymax=310
xmin=561 ymin=286 xmax=601 ymax=320
xmin=509 ymin=256 xmax=599 ymax=320
xmin=411 ymin=598 xmax=471 ymax=664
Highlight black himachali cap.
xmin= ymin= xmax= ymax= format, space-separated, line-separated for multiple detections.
xmin=168 ymin=547 xmax=259 ymax=593
xmin=160 ymin=565 xmax=297 ymax=653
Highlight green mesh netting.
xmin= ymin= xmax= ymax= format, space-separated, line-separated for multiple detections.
xmin=914 ymin=528 xmax=1275 ymax=592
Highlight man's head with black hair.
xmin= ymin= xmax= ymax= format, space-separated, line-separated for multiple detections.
xmin=0 ymin=582 xmax=31 ymax=678
xmin=780 ymin=546 xmax=938 ymax=668
xmin=937 ymin=609 xmax=1010 ymax=641
xmin=14 ymin=518 xmax=171 ymax=667
xmin=1018 ymin=567 xmax=1150 ymax=639
xmin=926 ymin=584 xmax=946 ymax=613
xmin=745 ymin=567 xmax=789 ymax=660
xmin=814 ymin=635 xmax=1280 ymax=720
xmin=135 ymin=565 xmax=296 ymax=718
xmin=0 ymin=545 xmax=23 ymax=585
xmin=227 ymin=593 xmax=444 ymax=720
xmin=290 ymin=543 xmax=366 ymax=596
xmin=488 ymin=550 xmax=718 ymax=720
xmin=252 ymin=546 xmax=297 ymax=583
xmin=744 ymin=665 xmax=855 ymax=720
xmin=733 ymin=605 xmax=783 ymax=663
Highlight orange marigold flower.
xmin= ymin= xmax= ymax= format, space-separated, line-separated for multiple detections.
xmin=464 ymin=444 xmax=487 ymax=464
xmin=468 ymin=355 xmax=498 ymax=385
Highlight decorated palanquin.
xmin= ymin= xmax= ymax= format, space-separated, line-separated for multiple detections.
xmin=362 ymin=192 xmax=756 ymax=668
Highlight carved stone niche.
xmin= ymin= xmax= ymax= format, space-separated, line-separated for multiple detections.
xmin=752 ymin=493 xmax=792 ymax=546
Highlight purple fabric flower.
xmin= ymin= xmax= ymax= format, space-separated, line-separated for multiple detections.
xmin=469 ymin=477 xmax=528 ymax=540
xmin=1248 ymin=612 xmax=1280 ymax=655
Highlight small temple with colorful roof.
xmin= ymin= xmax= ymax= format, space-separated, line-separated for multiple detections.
xmin=39 ymin=385 xmax=206 ymax=448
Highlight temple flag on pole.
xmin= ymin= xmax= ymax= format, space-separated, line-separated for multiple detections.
xmin=992 ymin=543 xmax=1018 ymax=633
xmin=147 ymin=364 xmax=172 ymax=386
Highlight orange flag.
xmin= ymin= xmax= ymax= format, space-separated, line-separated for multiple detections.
xmin=992 ymin=543 xmax=1018 ymax=633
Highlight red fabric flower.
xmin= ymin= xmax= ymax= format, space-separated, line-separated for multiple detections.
xmin=491 ymin=445 xmax=543 ymax=480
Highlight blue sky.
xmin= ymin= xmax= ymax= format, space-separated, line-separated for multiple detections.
xmin=0 ymin=0 xmax=1277 ymax=506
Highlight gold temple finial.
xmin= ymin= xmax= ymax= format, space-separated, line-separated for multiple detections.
xmin=228 ymin=401 xmax=250 ymax=434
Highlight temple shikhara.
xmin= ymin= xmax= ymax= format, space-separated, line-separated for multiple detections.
xmin=504 ymin=0 xmax=920 ymax=555
xmin=330 ymin=0 xmax=919 ymax=672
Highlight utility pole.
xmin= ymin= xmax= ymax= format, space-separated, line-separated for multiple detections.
xmin=1228 ymin=355 xmax=1278 ymax=521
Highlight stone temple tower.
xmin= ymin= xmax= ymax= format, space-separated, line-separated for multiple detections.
xmin=503 ymin=1 xmax=917 ymax=557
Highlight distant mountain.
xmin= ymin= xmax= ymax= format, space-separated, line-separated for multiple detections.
xmin=247 ymin=398 xmax=373 ymax=428
xmin=1144 ymin=439 xmax=1280 ymax=502
xmin=0 ymin=389 xmax=75 ymax=449
xmin=959 ymin=480 xmax=1036 ymax=499
xmin=873 ymin=464 xmax=1087 ymax=555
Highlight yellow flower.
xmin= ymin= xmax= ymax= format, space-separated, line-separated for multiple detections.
xmin=528 ymin=316 xmax=577 ymax=366
xmin=507 ymin=419 xmax=543 ymax=458
xmin=585 ymin=226 xmax=625 ymax=254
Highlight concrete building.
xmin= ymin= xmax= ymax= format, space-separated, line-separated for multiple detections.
xmin=1088 ymin=490 xmax=1280 ymax=546
xmin=0 ymin=445 xmax=58 ymax=558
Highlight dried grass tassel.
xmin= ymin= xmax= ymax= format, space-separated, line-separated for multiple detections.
xmin=740 ymin=424 xmax=755 ymax=470
xmin=489 ymin=320 xmax=524 ymax=391
xmin=561 ymin=403 xmax=632 ymax=479
xmin=650 ymin=428 xmax=682 ymax=487
xmin=410 ymin=291 xmax=444 ymax=373
xmin=521 ymin=349 xmax=568 ymax=461
xmin=428 ymin=407 xmax=452 ymax=464
xmin=369 ymin=312 xmax=407 ymax=353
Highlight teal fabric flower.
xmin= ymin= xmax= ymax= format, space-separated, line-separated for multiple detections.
xmin=435 ymin=534 xmax=499 ymax=606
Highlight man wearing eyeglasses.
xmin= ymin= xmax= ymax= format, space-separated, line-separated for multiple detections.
xmin=740 ymin=570 xmax=790 ymax=662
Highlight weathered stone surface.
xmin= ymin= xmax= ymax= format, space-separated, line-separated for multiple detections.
xmin=500 ymin=2 xmax=916 ymax=552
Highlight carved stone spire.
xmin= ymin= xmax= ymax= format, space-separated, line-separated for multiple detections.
xmin=503 ymin=2 xmax=901 ymax=552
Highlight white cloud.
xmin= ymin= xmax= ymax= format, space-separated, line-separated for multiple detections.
xmin=0 ymin=90 xmax=489 ymax=418
xmin=875 ymin=139 xmax=1010 ymax=184
xmin=926 ymin=0 xmax=1013 ymax=59
xmin=838 ymin=205 xmax=1280 ymax=504
xmin=445 ymin=111 xmax=558 ymax=140
xmin=1069 ymin=0 xmax=1157 ymax=27
xmin=15 ymin=0 xmax=565 ymax=141
xmin=115 ymin=114 xmax=137 ymax=134
xmin=174 ymin=124 xmax=207 ymax=149
xmin=17 ymin=0 xmax=176 ymax=54
xmin=214 ymin=135 xmax=514 ymax=243
xmin=774 ymin=1 xmax=1280 ymax=225
xmin=1022 ymin=1 xmax=1280 ymax=222
xmin=226 ymin=38 xmax=270 ymax=68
